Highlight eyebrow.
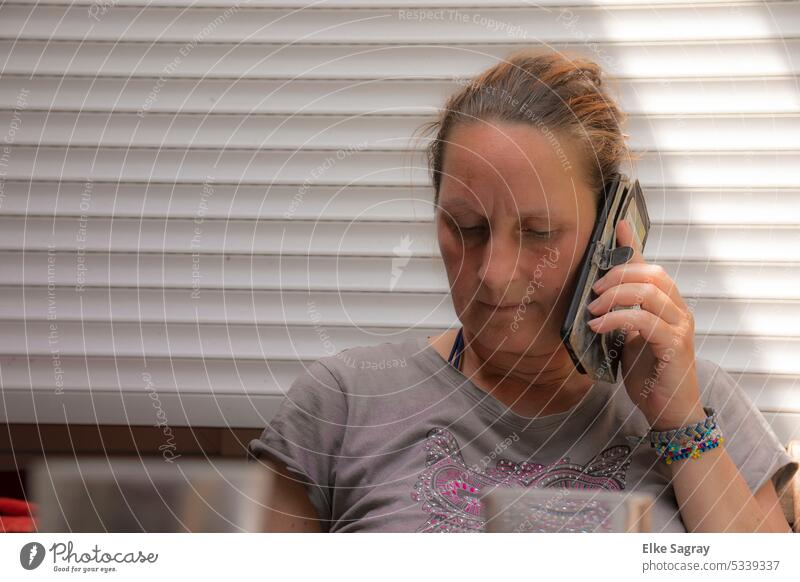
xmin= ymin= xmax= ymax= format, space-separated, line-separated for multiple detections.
xmin=440 ymin=198 xmax=554 ymax=219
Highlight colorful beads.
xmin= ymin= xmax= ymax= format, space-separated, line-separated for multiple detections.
xmin=648 ymin=408 xmax=724 ymax=465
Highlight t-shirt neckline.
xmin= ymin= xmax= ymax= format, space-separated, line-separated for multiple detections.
xmin=413 ymin=335 xmax=612 ymax=432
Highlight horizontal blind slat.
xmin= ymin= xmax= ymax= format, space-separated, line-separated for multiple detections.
xmin=3 ymin=76 xmax=799 ymax=115
xmin=4 ymin=287 xmax=800 ymax=337
xmin=4 ymin=111 xmax=800 ymax=151
xmin=3 ymin=252 xmax=799 ymax=299
xmin=2 ymin=320 xmax=798 ymax=373
xmin=3 ymin=218 xmax=800 ymax=262
xmin=4 ymin=182 xmax=800 ymax=225
xmin=2 ymin=0 xmax=781 ymax=8
xmin=3 ymin=147 xmax=800 ymax=188
xmin=3 ymin=40 xmax=800 ymax=78
xmin=4 ymin=4 xmax=800 ymax=43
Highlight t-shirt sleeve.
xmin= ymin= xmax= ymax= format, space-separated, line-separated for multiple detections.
xmin=247 ymin=359 xmax=348 ymax=531
xmin=705 ymin=360 xmax=798 ymax=498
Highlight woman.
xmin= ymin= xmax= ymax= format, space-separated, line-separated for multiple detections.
xmin=248 ymin=49 xmax=797 ymax=533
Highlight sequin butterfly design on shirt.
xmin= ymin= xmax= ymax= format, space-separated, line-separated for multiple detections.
xmin=410 ymin=427 xmax=632 ymax=532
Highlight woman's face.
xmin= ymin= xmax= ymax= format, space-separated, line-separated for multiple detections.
xmin=436 ymin=120 xmax=598 ymax=355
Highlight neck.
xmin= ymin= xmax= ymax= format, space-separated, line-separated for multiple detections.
xmin=459 ymin=328 xmax=595 ymax=416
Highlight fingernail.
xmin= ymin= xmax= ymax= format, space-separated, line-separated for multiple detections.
xmin=588 ymin=317 xmax=602 ymax=328
xmin=587 ymin=298 xmax=600 ymax=311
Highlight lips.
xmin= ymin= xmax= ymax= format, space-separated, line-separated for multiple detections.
xmin=479 ymin=300 xmax=518 ymax=310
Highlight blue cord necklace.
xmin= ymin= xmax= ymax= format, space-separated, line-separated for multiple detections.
xmin=447 ymin=327 xmax=465 ymax=372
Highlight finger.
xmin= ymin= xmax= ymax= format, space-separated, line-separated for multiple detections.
xmin=586 ymin=282 xmax=685 ymax=325
xmin=623 ymin=328 xmax=641 ymax=345
xmin=587 ymin=308 xmax=677 ymax=355
xmin=615 ymin=218 xmax=645 ymax=264
xmin=592 ymin=262 xmax=684 ymax=308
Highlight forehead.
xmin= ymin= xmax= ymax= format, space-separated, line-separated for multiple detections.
xmin=438 ymin=121 xmax=592 ymax=216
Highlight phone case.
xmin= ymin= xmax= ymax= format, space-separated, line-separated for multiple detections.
xmin=559 ymin=173 xmax=651 ymax=383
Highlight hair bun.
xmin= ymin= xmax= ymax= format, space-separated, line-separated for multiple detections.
xmin=424 ymin=48 xmax=635 ymax=208
xmin=579 ymin=65 xmax=602 ymax=87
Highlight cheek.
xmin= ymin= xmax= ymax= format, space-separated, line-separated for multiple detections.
xmin=437 ymin=223 xmax=469 ymax=276
xmin=437 ymin=222 xmax=460 ymax=255
xmin=437 ymin=224 xmax=487 ymax=320
xmin=521 ymin=247 xmax=572 ymax=306
xmin=547 ymin=247 xmax=590 ymax=313
xmin=526 ymin=266 xmax=564 ymax=302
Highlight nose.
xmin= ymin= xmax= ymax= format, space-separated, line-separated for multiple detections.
xmin=476 ymin=229 xmax=521 ymax=297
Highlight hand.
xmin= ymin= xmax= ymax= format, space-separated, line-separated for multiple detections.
xmin=585 ymin=219 xmax=706 ymax=430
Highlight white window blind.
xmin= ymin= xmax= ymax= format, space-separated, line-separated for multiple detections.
xmin=0 ymin=0 xmax=798 ymax=445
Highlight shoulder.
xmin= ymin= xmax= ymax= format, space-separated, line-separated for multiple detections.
xmin=694 ymin=357 xmax=727 ymax=399
xmin=694 ymin=357 xmax=761 ymax=420
xmin=314 ymin=336 xmax=422 ymax=395
xmin=694 ymin=356 xmax=781 ymax=459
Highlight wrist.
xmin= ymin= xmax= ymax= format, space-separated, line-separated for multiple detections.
xmin=648 ymin=404 xmax=707 ymax=431
xmin=647 ymin=407 xmax=724 ymax=466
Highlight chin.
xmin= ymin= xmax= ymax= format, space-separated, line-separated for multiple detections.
xmin=469 ymin=310 xmax=557 ymax=340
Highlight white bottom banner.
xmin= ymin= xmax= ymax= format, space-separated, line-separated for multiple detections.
xmin=1 ymin=533 xmax=797 ymax=580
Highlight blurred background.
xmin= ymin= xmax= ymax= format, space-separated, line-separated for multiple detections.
xmin=0 ymin=0 xmax=798 ymax=521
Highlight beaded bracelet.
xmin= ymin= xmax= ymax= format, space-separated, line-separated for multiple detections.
xmin=624 ymin=409 xmax=725 ymax=463
xmin=648 ymin=407 xmax=725 ymax=465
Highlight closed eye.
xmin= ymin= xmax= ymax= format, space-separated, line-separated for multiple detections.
xmin=450 ymin=219 xmax=555 ymax=240
xmin=523 ymin=229 xmax=555 ymax=240
xmin=453 ymin=222 xmax=487 ymax=234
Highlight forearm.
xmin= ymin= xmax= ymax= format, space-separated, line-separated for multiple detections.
xmin=666 ymin=445 xmax=790 ymax=532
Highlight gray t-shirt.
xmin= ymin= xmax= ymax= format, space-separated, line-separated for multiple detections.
xmin=247 ymin=335 xmax=797 ymax=532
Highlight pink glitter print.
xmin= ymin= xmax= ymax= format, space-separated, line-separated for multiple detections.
xmin=410 ymin=427 xmax=632 ymax=532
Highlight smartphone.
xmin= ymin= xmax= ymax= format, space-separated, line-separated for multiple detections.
xmin=559 ymin=173 xmax=651 ymax=383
